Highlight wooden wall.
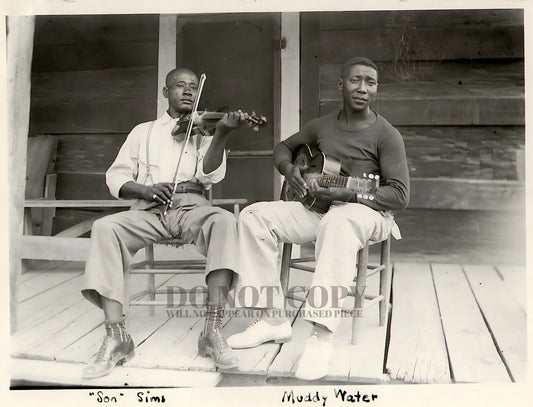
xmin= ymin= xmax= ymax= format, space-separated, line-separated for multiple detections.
xmin=29 ymin=15 xmax=159 ymax=232
xmin=300 ymin=10 xmax=525 ymax=264
xmin=29 ymin=14 xmax=280 ymax=234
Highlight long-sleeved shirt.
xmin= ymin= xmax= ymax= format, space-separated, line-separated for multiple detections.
xmin=106 ymin=112 xmax=226 ymax=200
xmin=275 ymin=110 xmax=410 ymax=211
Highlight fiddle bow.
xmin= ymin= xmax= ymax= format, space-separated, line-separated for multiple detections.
xmin=163 ymin=73 xmax=207 ymax=216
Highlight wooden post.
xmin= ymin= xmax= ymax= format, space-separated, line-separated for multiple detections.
xmin=7 ymin=16 xmax=36 ymax=334
xmin=276 ymin=12 xmax=300 ymax=197
xmin=157 ymin=14 xmax=177 ymax=118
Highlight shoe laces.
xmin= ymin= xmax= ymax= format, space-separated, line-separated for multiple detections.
xmin=248 ymin=318 xmax=262 ymax=328
xmin=93 ymin=335 xmax=112 ymax=362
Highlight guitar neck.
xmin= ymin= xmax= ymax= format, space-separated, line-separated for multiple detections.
xmin=306 ymin=173 xmax=378 ymax=195
xmin=315 ymin=174 xmax=350 ymax=188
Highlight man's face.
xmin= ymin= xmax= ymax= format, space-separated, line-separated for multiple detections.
xmin=338 ymin=64 xmax=378 ymax=111
xmin=163 ymin=69 xmax=199 ymax=115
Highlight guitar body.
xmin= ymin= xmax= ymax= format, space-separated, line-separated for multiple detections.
xmin=282 ymin=144 xmax=379 ymax=213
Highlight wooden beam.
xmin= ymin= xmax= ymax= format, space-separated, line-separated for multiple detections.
xmin=157 ymin=14 xmax=177 ymax=118
xmin=409 ymin=178 xmax=525 ymax=211
xmin=24 ymin=198 xmax=246 ymax=208
xmin=22 ymin=236 xmax=91 ymax=262
xmin=7 ymin=16 xmax=35 ymax=334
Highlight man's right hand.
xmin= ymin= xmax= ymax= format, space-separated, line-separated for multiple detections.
xmin=285 ymin=164 xmax=308 ymax=199
xmin=143 ymin=182 xmax=173 ymax=204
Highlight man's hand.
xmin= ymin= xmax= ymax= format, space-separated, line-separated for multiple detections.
xmin=142 ymin=182 xmax=173 ymax=204
xmin=285 ymin=164 xmax=308 ymax=199
xmin=307 ymin=178 xmax=353 ymax=203
xmin=215 ymin=110 xmax=247 ymax=135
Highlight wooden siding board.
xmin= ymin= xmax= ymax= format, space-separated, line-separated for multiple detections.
xmin=409 ymin=179 xmax=524 ymax=211
xmin=393 ymin=208 xmax=526 ymax=265
xmin=29 ymin=67 xmax=157 ymax=134
xmin=32 ymin=15 xmax=159 ymax=72
xmin=318 ymin=10 xmax=524 ymax=32
xmin=319 ymin=25 xmax=523 ymax=63
xmin=400 ymin=126 xmax=524 ymax=181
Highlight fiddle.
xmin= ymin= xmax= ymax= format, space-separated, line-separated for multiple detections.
xmin=172 ymin=110 xmax=267 ymax=136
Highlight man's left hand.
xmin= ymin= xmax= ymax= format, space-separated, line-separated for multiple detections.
xmin=215 ymin=110 xmax=247 ymax=134
xmin=308 ymin=179 xmax=353 ymax=202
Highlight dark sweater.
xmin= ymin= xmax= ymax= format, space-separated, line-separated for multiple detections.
xmin=275 ymin=110 xmax=410 ymax=211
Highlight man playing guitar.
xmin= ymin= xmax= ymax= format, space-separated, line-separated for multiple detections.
xmin=228 ymin=57 xmax=410 ymax=380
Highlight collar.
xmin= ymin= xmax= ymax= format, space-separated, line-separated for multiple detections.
xmin=158 ymin=111 xmax=175 ymax=126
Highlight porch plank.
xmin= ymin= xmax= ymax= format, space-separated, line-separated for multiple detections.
xmin=386 ymin=263 xmax=451 ymax=383
xmin=496 ymin=265 xmax=526 ymax=314
xmin=11 ymin=358 xmax=222 ymax=388
xmin=126 ymin=312 xmax=203 ymax=369
xmin=18 ymin=270 xmax=82 ymax=302
xmin=225 ymin=312 xmax=293 ymax=376
xmin=267 ymin=270 xmax=388 ymax=383
xmin=463 ymin=264 xmax=527 ymax=382
xmin=432 ymin=263 xmax=510 ymax=382
xmin=19 ymin=270 xmax=46 ymax=283
xmin=60 ymin=273 xmax=201 ymax=364
xmin=16 ymin=274 xmax=86 ymax=332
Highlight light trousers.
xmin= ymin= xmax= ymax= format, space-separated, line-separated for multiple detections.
xmin=235 ymin=200 xmax=395 ymax=332
xmin=82 ymin=193 xmax=238 ymax=309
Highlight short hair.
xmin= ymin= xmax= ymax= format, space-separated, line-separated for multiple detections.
xmin=165 ymin=67 xmax=199 ymax=87
xmin=340 ymin=57 xmax=378 ymax=80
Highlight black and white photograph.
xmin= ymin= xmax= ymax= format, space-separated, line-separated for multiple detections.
xmin=3 ymin=0 xmax=530 ymax=406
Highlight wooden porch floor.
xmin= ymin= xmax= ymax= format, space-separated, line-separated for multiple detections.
xmin=10 ymin=247 xmax=526 ymax=388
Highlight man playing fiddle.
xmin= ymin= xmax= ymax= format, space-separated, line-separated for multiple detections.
xmin=81 ymin=67 xmax=246 ymax=378
xmin=228 ymin=57 xmax=410 ymax=380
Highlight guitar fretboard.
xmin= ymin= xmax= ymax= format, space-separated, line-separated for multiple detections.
xmin=315 ymin=174 xmax=349 ymax=188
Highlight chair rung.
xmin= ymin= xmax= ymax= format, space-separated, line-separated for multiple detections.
xmin=154 ymin=287 xmax=207 ymax=294
xmin=289 ymin=264 xmax=316 ymax=272
xmin=362 ymin=295 xmax=384 ymax=309
xmin=130 ymin=268 xmax=204 ymax=274
xmin=290 ymin=257 xmax=315 ymax=263
xmin=130 ymin=301 xmax=174 ymax=306
xmin=286 ymin=293 xmax=307 ymax=303
xmin=367 ymin=264 xmax=386 ymax=277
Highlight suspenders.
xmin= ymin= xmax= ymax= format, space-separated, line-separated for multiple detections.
xmin=143 ymin=119 xmax=202 ymax=186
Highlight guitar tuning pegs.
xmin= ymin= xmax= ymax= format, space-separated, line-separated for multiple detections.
xmin=357 ymin=193 xmax=362 ymax=199
xmin=363 ymin=173 xmax=367 ymax=178
xmin=369 ymin=174 xmax=374 ymax=179
xmin=363 ymin=194 xmax=368 ymax=200
xmin=369 ymin=196 xmax=375 ymax=201
xmin=375 ymin=175 xmax=380 ymax=180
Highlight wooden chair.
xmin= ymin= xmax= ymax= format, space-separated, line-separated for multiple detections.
xmin=127 ymin=195 xmax=247 ymax=315
xmin=279 ymin=235 xmax=392 ymax=345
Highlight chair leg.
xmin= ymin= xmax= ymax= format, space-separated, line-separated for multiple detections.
xmin=352 ymin=243 xmax=369 ymax=345
xmin=124 ymin=266 xmax=131 ymax=324
xmin=280 ymin=243 xmax=293 ymax=298
xmin=145 ymin=244 xmax=155 ymax=317
xmin=379 ymin=236 xmax=392 ymax=326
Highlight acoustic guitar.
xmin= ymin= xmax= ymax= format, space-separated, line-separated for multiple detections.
xmin=282 ymin=144 xmax=380 ymax=213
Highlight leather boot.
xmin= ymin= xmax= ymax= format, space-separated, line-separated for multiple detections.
xmin=198 ymin=306 xmax=239 ymax=370
xmin=82 ymin=319 xmax=135 ymax=379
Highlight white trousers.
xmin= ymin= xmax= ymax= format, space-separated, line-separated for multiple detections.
xmin=235 ymin=200 xmax=396 ymax=332
xmin=82 ymin=194 xmax=239 ymax=309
